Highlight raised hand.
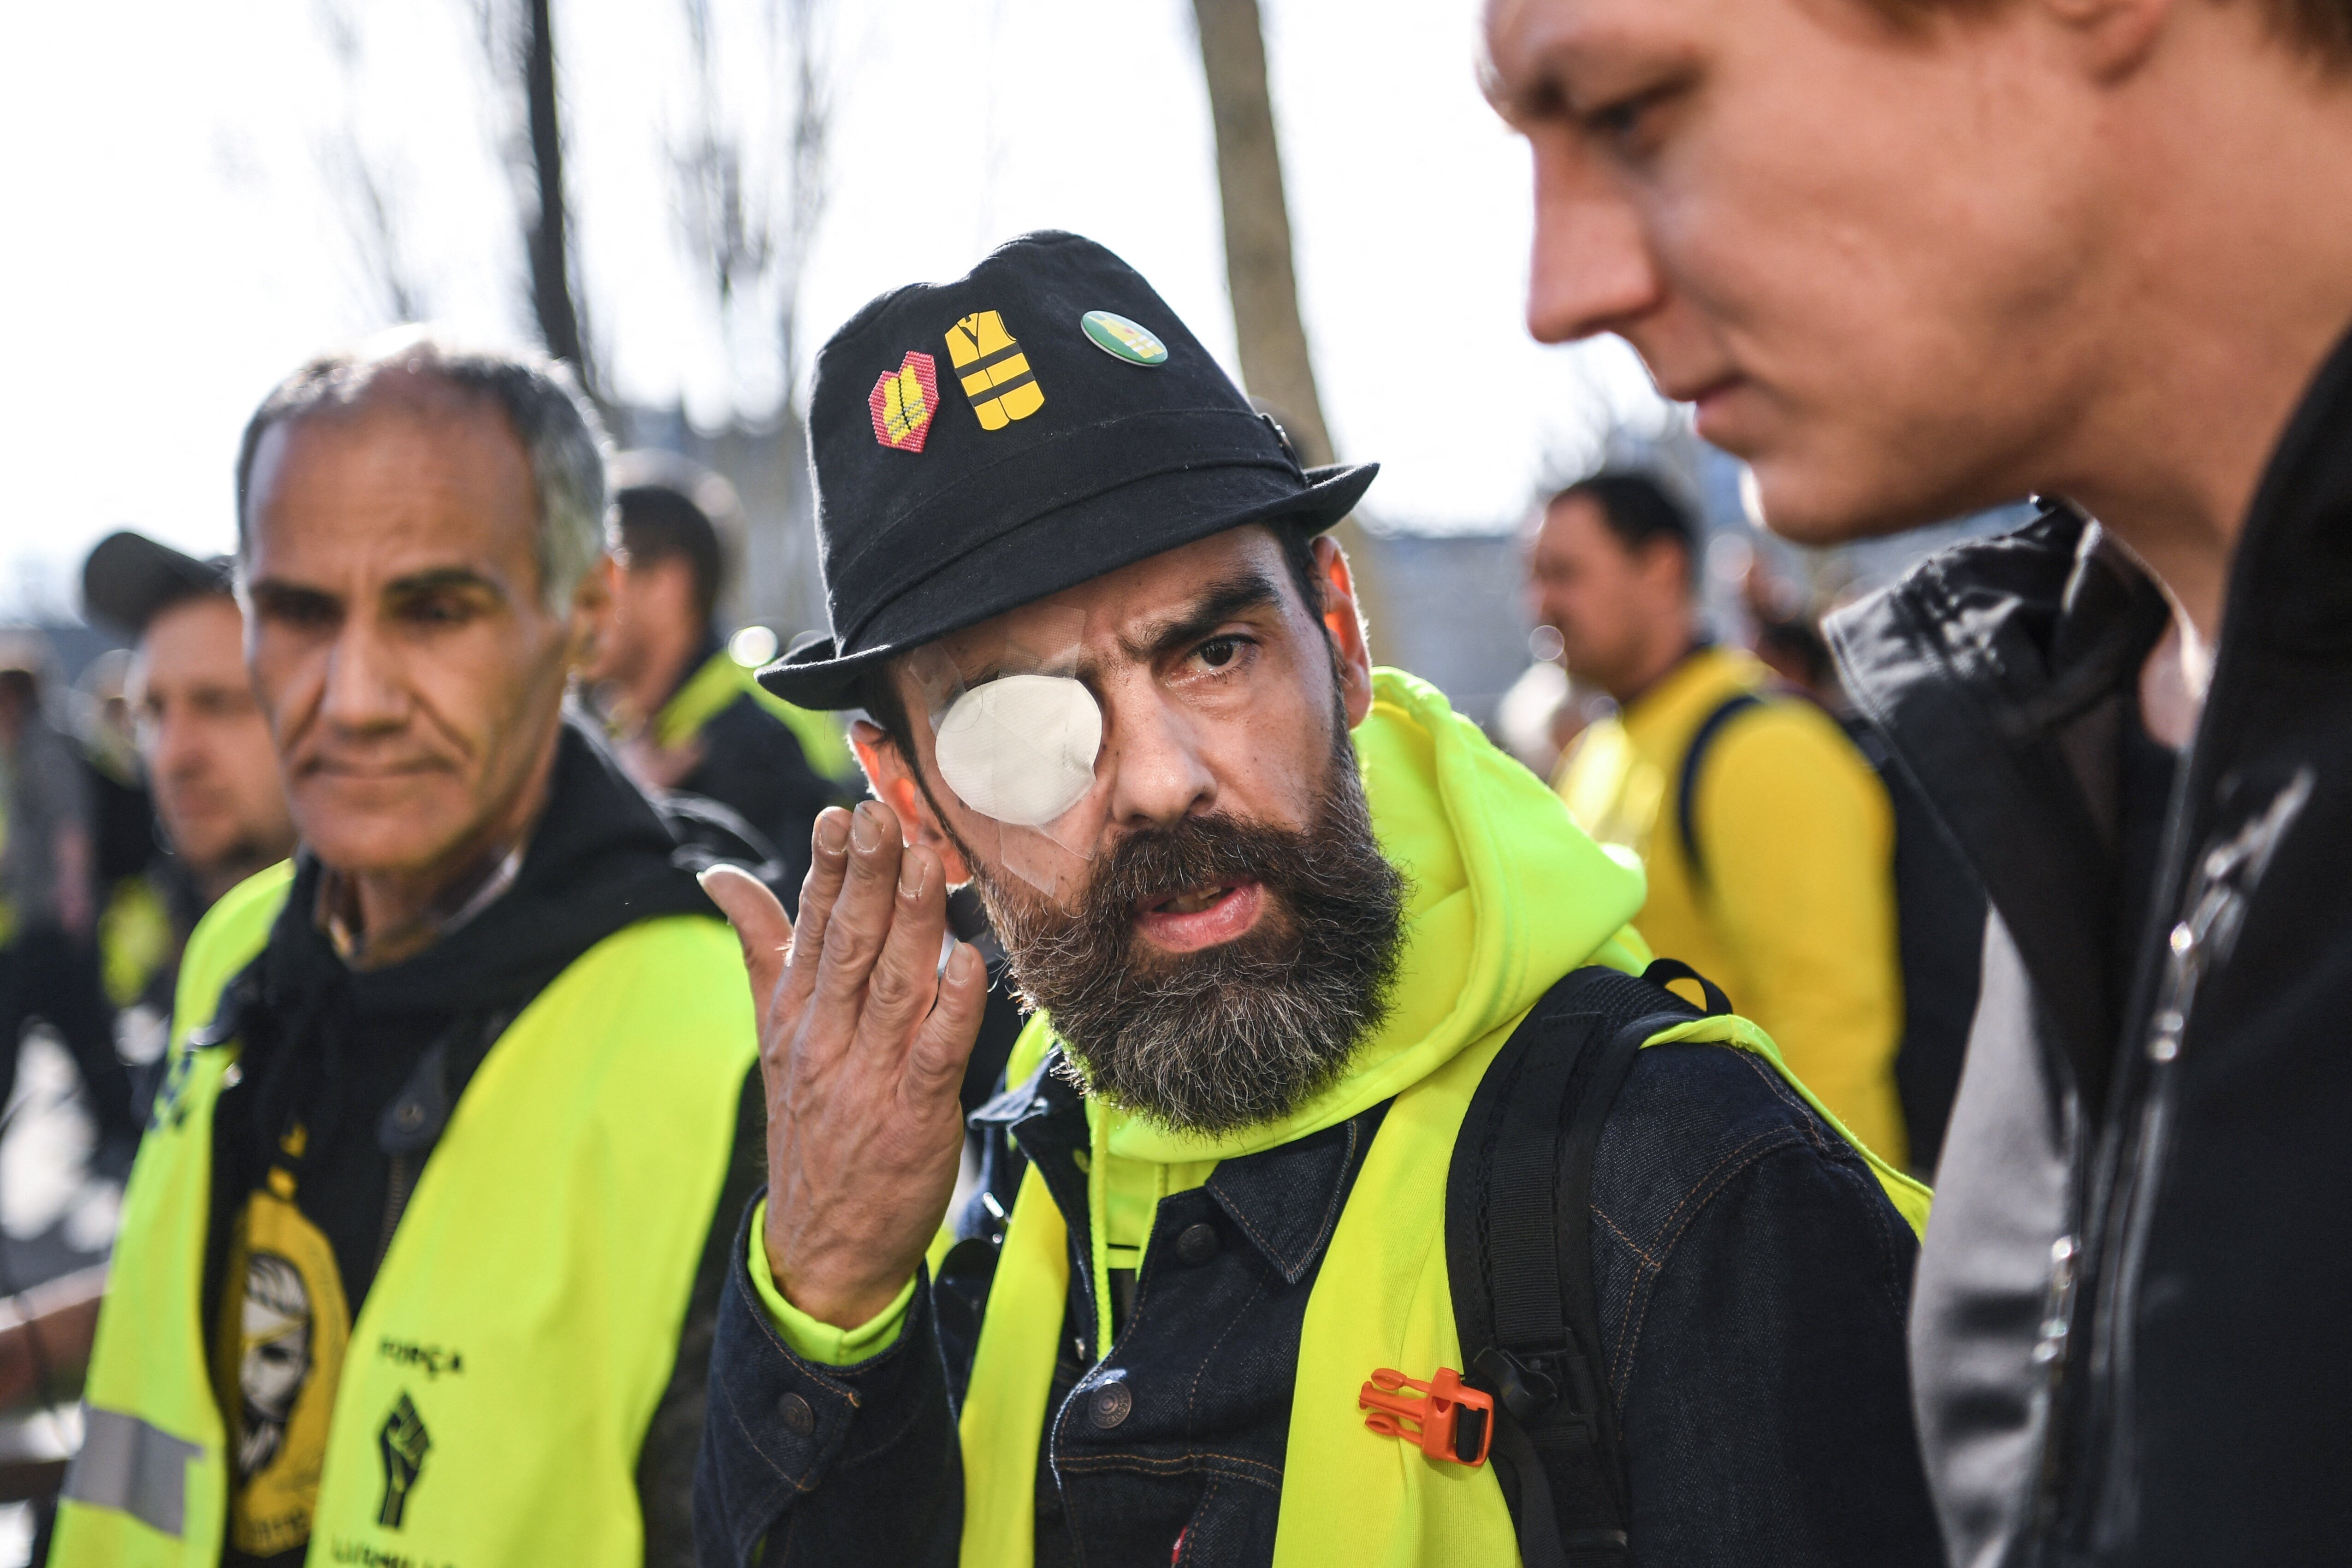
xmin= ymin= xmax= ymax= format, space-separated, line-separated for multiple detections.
xmin=700 ymin=800 xmax=990 ymax=1330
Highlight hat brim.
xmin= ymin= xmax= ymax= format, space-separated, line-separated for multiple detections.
xmin=83 ymin=531 xmax=233 ymax=635
xmin=759 ymin=459 xmax=1376 ymax=711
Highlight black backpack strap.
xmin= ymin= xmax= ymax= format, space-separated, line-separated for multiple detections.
xmin=1446 ymin=961 xmax=1729 ymax=1567
xmin=1674 ymin=692 xmax=1765 ymax=889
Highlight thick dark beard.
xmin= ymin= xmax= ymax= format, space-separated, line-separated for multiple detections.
xmin=966 ymin=725 xmax=1407 ymax=1137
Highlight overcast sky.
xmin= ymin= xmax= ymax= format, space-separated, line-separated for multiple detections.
xmin=0 ymin=0 xmax=1668 ymax=620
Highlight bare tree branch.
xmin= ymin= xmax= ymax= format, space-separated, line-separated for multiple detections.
xmin=314 ymin=0 xmax=428 ymax=323
xmin=661 ymin=0 xmax=835 ymax=630
xmin=668 ymin=0 xmax=829 ymax=422
xmin=675 ymin=0 xmax=771 ymax=321
xmin=770 ymin=0 xmax=830 ymax=400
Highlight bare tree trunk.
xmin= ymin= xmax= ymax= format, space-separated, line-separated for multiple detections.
xmin=1191 ymin=0 xmax=1328 ymax=464
xmin=523 ymin=0 xmax=594 ymax=390
xmin=1190 ymin=0 xmax=1389 ymax=650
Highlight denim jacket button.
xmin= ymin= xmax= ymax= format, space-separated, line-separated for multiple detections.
xmin=778 ymin=1392 xmax=816 ymax=1435
xmin=1174 ymin=1222 xmax=1220 ymax=1266
xmin=1087 ymin=1380 xmax=1133 ymax=1429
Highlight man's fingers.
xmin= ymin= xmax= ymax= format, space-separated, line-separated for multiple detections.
xmin=809 ymin=800 xmax=908 ymax=1028
xmin=783 ymin=808 xmax=854 ymax=1005
xmin=698 ymin=864 xmax=793 ymax=1010
xmin=855 ymin=843 xmax=950 ymax=1050
xmin=907 ymin=939 xmax=989 ymax=1101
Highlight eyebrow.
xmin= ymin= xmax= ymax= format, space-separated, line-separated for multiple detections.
xmin=382 ymin=566 xmax=508 ymax=602
xmin=241 ymin=575 xmax=337 ymax=613
xmin=245 ymin=565 xmax=507 ymax=602
xmin=1115 ymin=570 xmax=1288 ymax=664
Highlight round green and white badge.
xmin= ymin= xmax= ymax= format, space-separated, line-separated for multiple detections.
xmin=1079 ymin=310 xmax=1169 ymax=367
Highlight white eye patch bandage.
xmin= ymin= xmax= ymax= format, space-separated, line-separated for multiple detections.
xmin=932 ymin=674 xmax=1103 ymax=828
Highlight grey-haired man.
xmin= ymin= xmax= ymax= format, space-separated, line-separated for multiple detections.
xmin=61 ymin=337 xmax=768 ymax=1566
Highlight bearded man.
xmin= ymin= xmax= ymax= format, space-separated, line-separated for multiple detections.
xmin=691 ymin=233 xmax=1941 ymax=1567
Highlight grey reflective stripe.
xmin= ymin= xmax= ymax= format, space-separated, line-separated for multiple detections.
xmin=64 ymin=1406 xmax=201 ymax=1538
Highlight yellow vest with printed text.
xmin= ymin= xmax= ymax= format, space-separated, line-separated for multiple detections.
xmin=53 ymin=863 xmax=757 ymax=1566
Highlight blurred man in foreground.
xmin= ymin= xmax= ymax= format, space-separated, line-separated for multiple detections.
xmin=692 ymin=232 xmax=1937 ymax=1566
xmin=587 ymin=456 xmax=846 ymax=899
xmin=0 ymin=637 xmax=141 ymax=1170
xmin=83 ymin=532 xmax=298 ymax=1048
xmin=1487 ymin=0 xmax=2352 ymax=1557
xmin=1538 ymin=473 xmax=1905 ymax=1161
xmin=59 ymin=338 xmax=765 ymax=1565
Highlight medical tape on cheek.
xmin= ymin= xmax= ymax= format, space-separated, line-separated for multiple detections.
xmin=904 ymin=615 xmax=1109 ymax=899
xmin=933 ymin=674 xmax=1102 ymax=827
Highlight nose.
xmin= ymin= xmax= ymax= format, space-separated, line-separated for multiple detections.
xmin=1101 ymin=682 xmax=1217 ymax=831
xmin=1523 ymin=562 xmax=1553 ymax=624
xmin=1524 ymin=134 xmax=1664 ymax=344
xmin=319 ymin=616 xmax=409 ymax=736
xmin=148 ymin=706 xmax=206 ymax=788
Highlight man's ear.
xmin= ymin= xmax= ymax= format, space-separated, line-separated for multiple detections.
xmin=1635 ymin=536 xmax=1696 ymax=609
xmin=850 ymin=717 xmax=974 ymax=884
xmin=1311 ymin=535 xmax=1377 ymax=728
xmin=566 ymin=552 xmax=620 ymax=672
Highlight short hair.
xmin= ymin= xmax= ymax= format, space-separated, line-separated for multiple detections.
xmin=232 ymin=333 xmax=613 ymax=614
xmin=615 ymin=482 xmax=725 ymax=631
xmin=1550 ymin=472 xmax=1699 ymax=585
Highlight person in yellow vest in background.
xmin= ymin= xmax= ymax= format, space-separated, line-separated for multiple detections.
xmin=690 ymin=233 xmax=1938 ymax=1567
xmin=57 ymin=335 xmax=768 ymax=1567
xmin=82 ymin=531 xmax=301 ymax=1095
xmin=586 ymin=452 xmax=850 ymax=903
xmin=1537 ymin=473 xmax=1908 ymax=1164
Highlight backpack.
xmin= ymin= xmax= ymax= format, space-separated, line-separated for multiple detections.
xmin=1674 ymin=689 xmax=1986 ymax=1174
xmin=1446 ymin=959 xmax=1730 ymax=1568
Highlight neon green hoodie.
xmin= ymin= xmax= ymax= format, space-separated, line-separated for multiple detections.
xmin=756 ymin=669 xmax=1924 ymax=1563
xmin=957 ymin=669 xmax=1658 ymax=1563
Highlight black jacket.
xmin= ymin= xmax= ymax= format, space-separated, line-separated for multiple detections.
xmin=693 ymin=1035 xmax=1939 ymax=1567
xmin=1827 ymin=326 xmax=2352 ymax=1568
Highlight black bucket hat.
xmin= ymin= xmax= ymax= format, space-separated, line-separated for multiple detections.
xmin=758 ymin=231 xmax=1376 ymax=710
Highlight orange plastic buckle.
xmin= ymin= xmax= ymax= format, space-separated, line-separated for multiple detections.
xmin=1358 ymin=1366 xmax=1494 ymax=1467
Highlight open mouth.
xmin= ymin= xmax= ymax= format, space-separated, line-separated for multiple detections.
xmin=1145 ymin=884 xmax=1232 ymax=916
xmin=1132 ymin=879 xmax=1265 ymax=953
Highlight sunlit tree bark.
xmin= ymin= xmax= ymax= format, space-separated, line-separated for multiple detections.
xmin=1191 ymin=0 xmax=1389 ymax=652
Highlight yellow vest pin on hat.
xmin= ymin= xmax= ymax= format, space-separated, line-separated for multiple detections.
xmin=944 ymin=310 xmax=1044 ymax=430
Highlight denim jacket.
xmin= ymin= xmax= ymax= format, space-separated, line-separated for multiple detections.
xmin=694 ymin=1038 xmax=1941 ymax=1568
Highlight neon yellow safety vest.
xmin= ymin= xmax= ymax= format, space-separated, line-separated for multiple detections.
xmin=55 ymin=862 xmax=758 ymax=1566
xmin=658 ymin=648 xmax=856 ymax=783
xmin=959 ymin=1010 xmax=1930 ymax=1566
xmin=99 ymin=872 xmax=176 ymax=1008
